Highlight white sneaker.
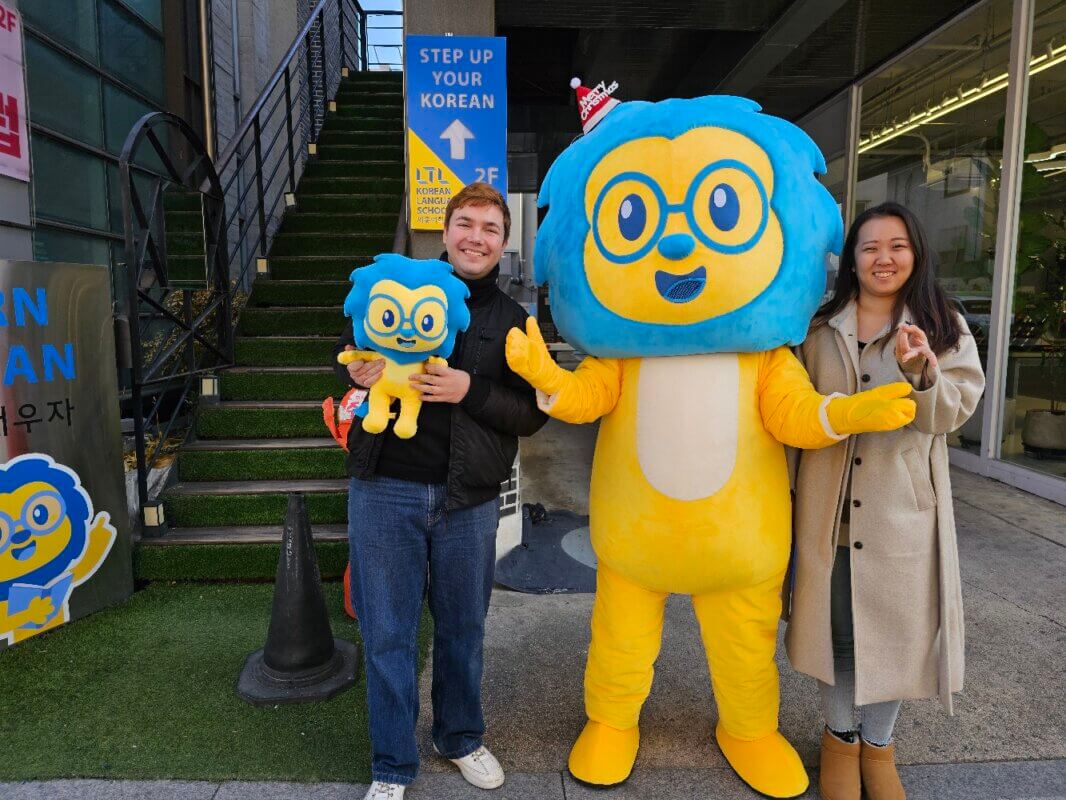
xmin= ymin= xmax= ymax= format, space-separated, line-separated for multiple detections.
xmin=443 ymin=745 xmax=505 ymax=789
xmin=363 ymin=781 xmax=405 ymax=800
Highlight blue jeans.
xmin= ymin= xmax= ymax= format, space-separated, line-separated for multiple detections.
xmin=347 ymin=475 xmax=499 ymax=785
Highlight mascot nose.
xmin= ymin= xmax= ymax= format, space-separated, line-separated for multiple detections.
xmin=10 ymin=527 xmax=31 ymax=545
xmin=657 ymin=233 xmax=696 ymax=261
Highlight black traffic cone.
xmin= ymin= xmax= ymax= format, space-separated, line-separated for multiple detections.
xmin=237 ymin=493 xmax=360 ymax=704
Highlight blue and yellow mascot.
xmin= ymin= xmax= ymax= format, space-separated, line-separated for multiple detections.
xmin=0 ymin=454 xmax=116 ymax=645
xmin=505 ymin=85 xmax=916 ymax=797
xmin=338 ymin=253 xmax=471 ymax=439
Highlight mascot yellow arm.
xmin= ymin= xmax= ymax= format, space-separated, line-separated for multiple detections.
xmin=758 ymin=347 xmax=916 ymax=447
xmin=337 ymin=349 xmax=383 ymax=365
xmin=506 ymin=317 xmax=622 ymax=423
xmin=70 ymin=512 xmax=117 ymax=586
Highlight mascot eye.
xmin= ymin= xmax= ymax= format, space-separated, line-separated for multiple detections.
xmin=618 ymin=195 xmax=646 ymax=241
xmin=23 ymin=492 xmax=64 ymax=534
xmin=367 ymin=295 xmax=403 ymax=335
xmin=688 ymin=162 xmax=768 ymax=253
xmin=709 ymin=184 xmax=739 ymax=231
xmin=411 ymin=297 xmax=447 ymax=341
xmin=592 ymin=174 xmax=664 ymax=263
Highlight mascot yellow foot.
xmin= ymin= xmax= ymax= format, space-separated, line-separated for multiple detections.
xmin=568 ymin=720 xmax=640 ymax=786
xmin=715 ymin=723 xmax=809 ymax=798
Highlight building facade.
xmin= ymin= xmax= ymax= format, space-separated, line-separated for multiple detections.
xmin=799 ymin=0 xmax=1066 ymax=503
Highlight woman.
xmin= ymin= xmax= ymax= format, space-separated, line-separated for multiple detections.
xmin=786 ymin=201 xmax=985 ymax=800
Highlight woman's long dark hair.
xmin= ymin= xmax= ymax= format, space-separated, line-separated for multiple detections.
xmin=814 ymin=201 xmax=963 ymax=354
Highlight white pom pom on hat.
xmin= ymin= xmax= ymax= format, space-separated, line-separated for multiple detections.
xmin=570 ymin=77 xmax=582 ymax=89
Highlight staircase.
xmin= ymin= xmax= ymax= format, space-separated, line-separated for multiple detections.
xmin=137 ymin=71 xmax=404 ymax=581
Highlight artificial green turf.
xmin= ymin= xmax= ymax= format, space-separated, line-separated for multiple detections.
xmin=268 ymin=231 xmax=394 ymax=257
xmin=288 ymin=193 xmax=401 ymax=213
xmin=163 ymin=491 xmax=347 ymax=527
xmin=239 ymin=308 xmax=346 ymax=336
xmin=235 ymin=337 xmax=336 ymax=366
xmin=320 ymin=117 xmax=402 ymax=132
xmin=280 ymin=212 xmax=396 ymax=235
xmin=0 ymin=582 xmax=433 ymax=781
xmin=266 ymin=258 xmax=369 ymax=281
xmin=318 ymin=130 xmax=403 ymax=146
xmin=304 ymin=161 xmax=403 ymax=179
xmin=196 ymin=406 xmax=331 ymax=439
xmin=250 ymin=282 xmax=348 ymax=307
xmin=165 ymin=232 xmax=204 ymax=257
xmin=221 ymin=371 xmax=345 ymax=400
xmin=178 ymin=448 xmax=346 ymax=481
xmin=166 ymin=210 xmax=204 ymax=233
xmin=134 ymin=542 xmax=349 ymax=581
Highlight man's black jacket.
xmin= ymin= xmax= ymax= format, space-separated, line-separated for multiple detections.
xmin=331 ymin=269 xmax=548 ymax=510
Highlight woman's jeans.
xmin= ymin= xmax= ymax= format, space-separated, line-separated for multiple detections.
xmin=347 ymin=476 xmax=499 ymax=785
xmin=818 ymin=546 xmax=902 ymax=746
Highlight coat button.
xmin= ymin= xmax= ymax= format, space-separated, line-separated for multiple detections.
xmin=853 ymin=499 xmax=862 ymax=508
xmin=854 ymin=457 xmax=862 ymax=466
xmin=861 ymin=373 xmax=871 ymax=383
xmin=854 ymin=541 xmax=864 ymax=549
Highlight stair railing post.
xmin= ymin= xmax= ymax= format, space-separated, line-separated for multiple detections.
xmin=284 ymin=65 xmax=297 ymax=195
xmin=359 ymin=8 xmax=368 ymax=71
xmin=338 ymin=0 xmax=347 ymax=73
xmin=305 ymin=27 xmax=316 ymax=143
xmin=253 ymin=115 xmax=268 ymax=257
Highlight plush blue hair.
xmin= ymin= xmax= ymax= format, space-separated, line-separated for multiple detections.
xmin=535 ymin=95 xmax=844 ymax=357
xmin=0 ymin=454 xmax=91 ymax=598
xmin=343 ymin=253 xmax=471 ymax=365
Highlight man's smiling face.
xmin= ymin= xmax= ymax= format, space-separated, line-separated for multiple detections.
xmin=443 ymin=202 xmax=507 ymax=280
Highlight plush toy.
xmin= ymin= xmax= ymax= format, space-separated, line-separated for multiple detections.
xmin=505 ymin=84 xmax=916 ymax=798
xmin=338 ymin=253 xmax=470 ymax=439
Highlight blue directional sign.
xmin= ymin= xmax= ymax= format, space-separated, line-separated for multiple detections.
xmin=405 ymin=35 xmax=507 ymax=230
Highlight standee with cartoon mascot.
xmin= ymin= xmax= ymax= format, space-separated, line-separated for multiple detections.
xmin=505 ymin=82 xmax=916 ymax=797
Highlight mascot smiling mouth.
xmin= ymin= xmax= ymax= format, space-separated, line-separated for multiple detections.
xmin=655 ymin=266 xmax=706 ymax=303
xmin=396 ymin=336 xmax=417 ymax=348
xmin=12 ymin=541 xmax=36 ymax=561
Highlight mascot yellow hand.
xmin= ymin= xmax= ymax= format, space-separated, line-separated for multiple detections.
xmin=827 ymin=382 xmax=915 ymax=435
xmin=505 ymin=317 xmax=569 ymax=396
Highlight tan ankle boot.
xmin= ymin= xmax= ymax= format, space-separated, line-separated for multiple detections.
xmin=860 ymin=739 xmax=906 ymax=800
xmin=819 ymin=729 xmax=860 ymax=800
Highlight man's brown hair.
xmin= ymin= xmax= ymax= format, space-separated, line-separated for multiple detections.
xmin=444 ymin=182 xmax=511 ymax=241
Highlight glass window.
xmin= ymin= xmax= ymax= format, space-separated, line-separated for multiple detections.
xmin=21 ymin=0 xmax=99 ymax=64
xmin=104 ymin=83 xmax=157 ymax=157
xmin=24 ymin=36 xmax=104 ymax=148
xmin=116 ymin=0 xmax=162 ymax=30
xmin=32 ymin=227 xmax=111 ymax=267
xmin=30 ymin=135 xmax=109 ymax=231
xmin=99 ymin=0 xmax=165 ymax=104
xmin=1000 ymin=0 xmax=1066 ymax=479
xmin=855 ymin=0 xmax=1015 ymax=454
xmin=800 ymin=90 xmax=851 ymax=294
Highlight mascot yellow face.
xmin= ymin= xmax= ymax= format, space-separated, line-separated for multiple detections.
xmin=584 ymin=127 xmax=783 ymax=326
xmin=0 ymin=481 xmax=75 ymax=583
xmin=362 ymin=279 xmax=451 ymax=356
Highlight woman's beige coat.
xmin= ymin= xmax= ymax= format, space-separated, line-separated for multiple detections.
xmin=785 ymin=301 xmax=985 ymax=712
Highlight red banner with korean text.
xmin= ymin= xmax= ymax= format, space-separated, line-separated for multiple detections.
xmin=0 ymin=1 xmax=28 ymax=182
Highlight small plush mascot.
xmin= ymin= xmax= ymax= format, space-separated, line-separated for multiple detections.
xmin=505 ymin=81 xmax=917 ymax=797
xmin=338 ymin=253 xmax=470 ymax=439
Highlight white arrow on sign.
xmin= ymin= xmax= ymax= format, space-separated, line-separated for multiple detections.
xmin=440 ymin=119 xmax=475 ymax=160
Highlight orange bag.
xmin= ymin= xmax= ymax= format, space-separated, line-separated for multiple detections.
xmin=322 ymin=387 xmax=368 ymax=451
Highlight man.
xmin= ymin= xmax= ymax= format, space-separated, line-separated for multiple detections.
xmin=333 ymin=183 xmax=547 ymax=800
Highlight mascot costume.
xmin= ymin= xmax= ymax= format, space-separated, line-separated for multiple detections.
xmin=505 ymin=80 xmax=916 ymax=797
xmin=337 ymin=253 xmax=471 ymax=440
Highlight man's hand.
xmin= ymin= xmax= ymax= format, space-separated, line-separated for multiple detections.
xmin=340 ymin=345 xmax=384 ymax=387
xmin=827 ymin=382 xmax=916 ymax=436
xmin=505 ymin=317 xmax=568 ymax=396
xmin=895 ymin=324 xmax=938 ymax=376
xmin=411 ymin=361 xmax=471 ymax=403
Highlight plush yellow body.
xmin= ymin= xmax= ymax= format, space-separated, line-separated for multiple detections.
xmin=336 ymin=350 xmax=446 ymax=439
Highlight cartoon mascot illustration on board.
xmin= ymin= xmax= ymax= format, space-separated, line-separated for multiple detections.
xmin=0 ymin=453 xmax=117 ymax=645
xmin=505 ymin=81 xmax=917 ymax=797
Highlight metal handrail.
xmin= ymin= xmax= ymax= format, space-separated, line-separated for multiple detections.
xmin=119 ymin=0 xmax=394 ymax=524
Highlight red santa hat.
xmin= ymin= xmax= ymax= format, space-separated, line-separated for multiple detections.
xmin=571 ymin=77 xmax=620 ymax=135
